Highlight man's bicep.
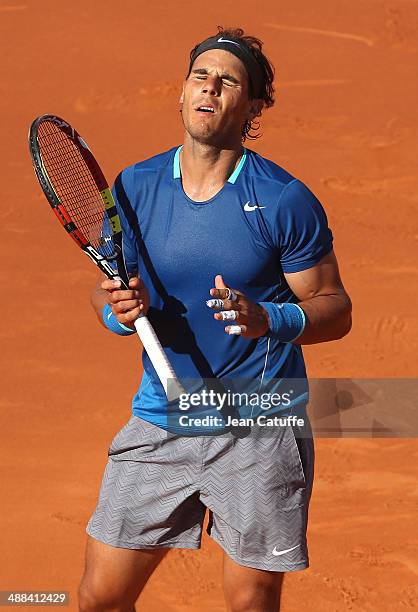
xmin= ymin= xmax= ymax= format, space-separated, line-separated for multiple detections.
xmin=283 ymin=250 xmax=347 ymax=301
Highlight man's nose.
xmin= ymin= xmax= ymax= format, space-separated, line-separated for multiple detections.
xmin=201 ymin=76 xmax=221 ymax=95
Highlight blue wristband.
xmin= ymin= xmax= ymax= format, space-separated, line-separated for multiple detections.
xmin=259 ymin=302 xmax=306 ymax=342
xmin=102 ymin=303 xmax=136 ymax=336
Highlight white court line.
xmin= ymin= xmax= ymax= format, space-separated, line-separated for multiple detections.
xmin=265 ymin=23 xmax=374 ymax=47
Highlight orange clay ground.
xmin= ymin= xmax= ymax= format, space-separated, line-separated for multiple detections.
xmin=1 ymin=1 xmax=418 ymax=610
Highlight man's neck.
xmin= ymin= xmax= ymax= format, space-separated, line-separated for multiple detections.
xmin=180 ymin=135 xmax=244 ymax=202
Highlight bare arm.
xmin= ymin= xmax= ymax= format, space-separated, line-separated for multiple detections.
xmin=284 ymin=250 xmax=352 ymax=344
xmin=91 ymin=274 xmax=112 ymax=327
xmin=210 ymin=250 xmax=352 ymax=344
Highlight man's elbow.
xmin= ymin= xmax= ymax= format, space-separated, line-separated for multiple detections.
xmin=336 ymin=312 xmax=352 ymax=339
xmin=335 ymin=295 xmax=352 ymax=339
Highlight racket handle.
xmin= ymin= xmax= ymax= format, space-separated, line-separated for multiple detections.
xmin=134 ymin=315 xmax=185 ymax=402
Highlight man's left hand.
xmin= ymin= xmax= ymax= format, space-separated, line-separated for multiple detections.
xmin=207 ymin=275 xmax=269 ymax=338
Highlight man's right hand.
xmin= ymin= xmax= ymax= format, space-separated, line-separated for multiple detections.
xmin=101 ymin=277 xmax=150 ymax=330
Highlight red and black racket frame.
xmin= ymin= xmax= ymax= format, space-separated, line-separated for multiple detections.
xmin=28 ymin=114 xmax=129 ymax=289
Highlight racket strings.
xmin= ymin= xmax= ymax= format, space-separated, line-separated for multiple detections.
xmin=37 ymin=122 xmax=114 ymax=256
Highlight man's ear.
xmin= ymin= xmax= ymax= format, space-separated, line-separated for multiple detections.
xmin=179 ymin=83 xmax=185 ymax=105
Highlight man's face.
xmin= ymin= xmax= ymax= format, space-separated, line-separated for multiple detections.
xmin=180 ymin=49 xmax=259 ymax=146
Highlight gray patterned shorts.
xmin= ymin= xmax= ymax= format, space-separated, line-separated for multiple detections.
xmin=86 ymin=413 xmax=314 ymax=572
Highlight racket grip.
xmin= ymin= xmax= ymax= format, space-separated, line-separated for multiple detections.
xmin=134 ymin=315 xmax=186 ymax=402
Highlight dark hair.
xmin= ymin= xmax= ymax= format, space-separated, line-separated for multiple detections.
xmin=188 ymin=26 xmax=275 ymax=141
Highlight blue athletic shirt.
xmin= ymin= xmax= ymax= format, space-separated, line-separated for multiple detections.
xmin=111 ymin=146 xmax=333 ymax=430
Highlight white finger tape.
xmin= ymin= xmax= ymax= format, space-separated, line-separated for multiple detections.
xmin=221 ymin=310 xmax=239 ymax=321
xmin=226 ymin=289 xmax=238 ymax=302
xmin=227 ymin=325 xmax=243 ymax=335
xmin=206 ymin=299 xmax=224 ymax=309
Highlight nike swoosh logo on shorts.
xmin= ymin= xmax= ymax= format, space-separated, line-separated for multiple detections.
xmin=244 ymin=201 xmax=266 ymax=212
xmin=271 ymin=544 xmax=300 ymax=556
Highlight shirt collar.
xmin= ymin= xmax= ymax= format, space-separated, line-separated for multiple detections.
xmin=173 ymin=146 xmax=247 ymax=184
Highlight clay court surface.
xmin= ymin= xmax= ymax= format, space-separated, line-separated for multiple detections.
xmin=1 ymin=1 xmax=418 ymax=609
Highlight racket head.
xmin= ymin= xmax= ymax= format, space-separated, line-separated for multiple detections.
xmin=28 ymin=114 xmax=129 ymax=287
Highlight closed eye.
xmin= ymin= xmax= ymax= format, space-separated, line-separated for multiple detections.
xmin=194 ymin=76 xmax=236 ymax=86
xmin=190 ymin=69 xmax=241 ymax=90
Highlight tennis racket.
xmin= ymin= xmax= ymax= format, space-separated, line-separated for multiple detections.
xmin=28 ymin=114 xmax=184 ymax=402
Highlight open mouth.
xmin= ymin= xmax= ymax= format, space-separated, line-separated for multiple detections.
xmin=196 ymin=106 xmax=215 ymax=114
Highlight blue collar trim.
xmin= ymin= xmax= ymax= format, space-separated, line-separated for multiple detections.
xmin=228 ymin=149 xmax=247 ymax=184
xmin=173 ymin=146 xmax=182 ymax=179
xmin=173 ymin=146 xmax=247 ymax=183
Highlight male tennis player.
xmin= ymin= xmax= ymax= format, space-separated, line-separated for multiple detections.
xmin=79 ymin=28 xmax=352 ymax=611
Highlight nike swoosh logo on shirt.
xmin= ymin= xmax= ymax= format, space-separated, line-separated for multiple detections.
xmin=244 ymin=202 xmax=266 ymax=212
xmin=271 ymin=544 xmax=300 ymax=557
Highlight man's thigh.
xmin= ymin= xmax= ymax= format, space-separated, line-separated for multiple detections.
xmin=78 ymin=535 xmax=167 ymax=610
xmin=222 ymin=552 xmax=284 ymax=612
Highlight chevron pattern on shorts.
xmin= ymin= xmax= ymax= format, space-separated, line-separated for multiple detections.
xmin=86 ymin=416 xmax=314 ymax=571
